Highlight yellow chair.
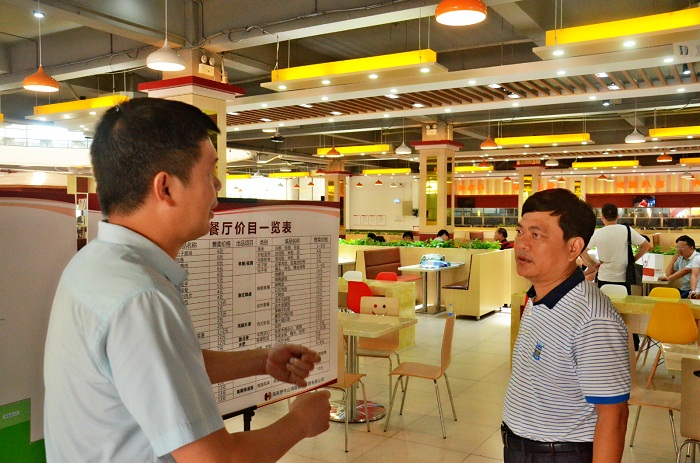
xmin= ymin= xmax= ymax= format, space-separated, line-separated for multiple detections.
xmin=638 ymin=287 xmax=683 ymax=366
xmin=383 ymin=313 xmax=457 ymax=438
xmin=628 ymin=332 xmax=681 ymax=453
xmin=327 ymin=323 xmax=370 ymax=452
xmin=648 ymin=287 xmax=681 ymax=299
xmin=357 ymin=296 xmax=403 ymax=394
xmin=643 ymin=302 xmax=698 ymax=388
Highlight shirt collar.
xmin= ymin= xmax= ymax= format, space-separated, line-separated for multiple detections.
xmin=97 ymin=220 xmax=188 ymax=287
xmin=526 ymin=267 xmax=585 ymax=309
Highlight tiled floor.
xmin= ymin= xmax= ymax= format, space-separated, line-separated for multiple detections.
xmin=225 ymin=311 xmax=683 ymax=462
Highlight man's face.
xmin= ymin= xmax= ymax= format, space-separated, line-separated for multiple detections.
xmin=514 ymin=211 xmax=580 ymax=287
xmin=494 ymin=231 xmax=503 ymax=241
xmin=677 ymin=241 xmax=694 ymax=258
xmin=175 ymin=139 xmax=222 ymax=241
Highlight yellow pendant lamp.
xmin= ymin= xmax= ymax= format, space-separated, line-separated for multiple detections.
xmin=435 ymin=0 xmax=487 ymax=26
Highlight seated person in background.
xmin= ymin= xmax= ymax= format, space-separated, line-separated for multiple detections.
xmin=402 ymin=231 xmax=414 ymax=242
xmin=494 ymin=227 xmax=513 ymax=250
xmin=366 ymin=232 xmax=377 ymax=241
xmin=374 ymin=235 xmax=386 ymax=243
xmin=434 ymin=229 xmax=450 ymax=242
xmin=659 ymin=235 xmax=699 ymax=298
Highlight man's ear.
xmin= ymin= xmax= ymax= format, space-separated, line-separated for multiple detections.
xmin=152 ymin=171 xmax=176 ymax=204
xmin=569 ymin=236 xmax=586 ymax=262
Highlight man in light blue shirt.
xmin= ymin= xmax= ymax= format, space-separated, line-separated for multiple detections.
xmin=659 ymin=235 xmax=699 ymax=297
xmin=44 ymin=98 xmax=331 ymax=462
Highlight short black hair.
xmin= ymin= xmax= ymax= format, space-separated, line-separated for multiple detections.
xmin=90 ymin=98 xmax=220 ymax=217
xmin=402 ymin=231 xmax=413 ymax=240
xmin=600 ymin=203 xmax=619 ymax=221
xmin=367 ymin=233 xmax=377 ymax=240
xmin=521 ymin=188 xmax=596 ymax=247
xmin=437 ymin=229 xmax=449 ymax=238
xmin=496 ymin=227 xmax=508 ymax=239
xmin=677 ymin=235 xmax=696 ymax=248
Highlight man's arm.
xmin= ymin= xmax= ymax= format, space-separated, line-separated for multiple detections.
xmin=202 ymin=345 xmax=320 ymax=386
xmin=171 ymin=390 xmax=331 ymax=463
xmin=691 ymin=267 xmax=700 ymax=295
xmin=633 ymin=240 xmax=651 ymax=262
xmin=580 ymin=248 xmax=601 ymax=270
xmin=660 ymin=255 xmax=683 ymax=281
xmin=592 ymin=402 xmax=628 ymax=463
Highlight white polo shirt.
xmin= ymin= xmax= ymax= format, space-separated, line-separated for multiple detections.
xmin=503 ymin=268 xmax=630 ymax=442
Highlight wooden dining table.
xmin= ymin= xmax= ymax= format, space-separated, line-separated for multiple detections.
xmin=334 ymin=312 xmax=417 ymax=423
xmin=609 ymin=294 xmax=700 ymax=335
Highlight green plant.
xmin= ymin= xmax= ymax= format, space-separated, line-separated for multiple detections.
xmin=647 ymin=245 xmax=677 ymax=255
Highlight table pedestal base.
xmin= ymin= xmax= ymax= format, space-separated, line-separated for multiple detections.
xmin=330 ymin=400 xmax=386 ymax=423
xmin=415 ymin=304 xmax=444 ymax=314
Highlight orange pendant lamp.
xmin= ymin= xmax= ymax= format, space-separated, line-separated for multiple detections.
xmin=435 ymin=0 xmax=487 ymax=26
xmin=23 ymin=1 xmax=59 ymax=93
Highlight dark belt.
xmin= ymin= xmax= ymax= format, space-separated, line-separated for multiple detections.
xmin=501 ymin=423 xmax=593 ymax=455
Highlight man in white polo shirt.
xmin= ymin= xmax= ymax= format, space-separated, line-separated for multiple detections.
xmin=502 ymin=188 xmax=630 ymax=463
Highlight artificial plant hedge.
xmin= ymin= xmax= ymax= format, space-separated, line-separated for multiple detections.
xmin=339 ymin=237 xmax=500 ymax=250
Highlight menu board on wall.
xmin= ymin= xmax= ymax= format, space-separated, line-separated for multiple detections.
xmin=176 ymin=200 xmax=340 ymax=416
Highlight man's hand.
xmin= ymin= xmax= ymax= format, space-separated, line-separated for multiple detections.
xmin=288 ymin=391 xmax=332 ymax=438
xmin=264 ymin=344 xmax=321 ymax=387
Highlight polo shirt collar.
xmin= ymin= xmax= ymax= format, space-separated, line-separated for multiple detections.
xmin=526 ymin=267 xmax=585 ymax=309
xmin=97 ymin=220 xmax=188 ymax=287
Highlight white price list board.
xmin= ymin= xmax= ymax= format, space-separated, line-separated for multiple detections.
xmin=176 ymin=202 xmax=339 ymax=416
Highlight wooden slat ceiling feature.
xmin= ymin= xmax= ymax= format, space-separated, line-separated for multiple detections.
xmin=226 ymin=61 xmax=700 ymax=128
xmin=455 ymin=145 xmax=700 ymax=163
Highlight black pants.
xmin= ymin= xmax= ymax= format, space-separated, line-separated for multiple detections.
xmin=596 ymin=280 xmax=639 ymax=350
xmin=502 ymin=423 xmax=593 ymax=463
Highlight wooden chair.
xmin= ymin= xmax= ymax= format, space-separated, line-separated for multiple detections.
xmin=326 ymin=323 xmax=370 ymax=452
xmin=677 ymin=358 xmax=700 ymax=462
xmin=347 ymin=280 xmax=374 ymax=313
xmin=357 ymin=296 xmax=403 ymax=394
xmin=642 ymin=302 xmax=698 ymax=388
xmin=384 ymin=313 xmax=457 ymax=438
xmin=628 ymin=332 xmax=681 ymax=453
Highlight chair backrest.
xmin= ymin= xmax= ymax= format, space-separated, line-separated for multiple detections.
xmin=646 ymin=302 xmax=699 ymax=345
xmin=648 ymin=287 xmax=681 ymax=299
xmin=342 ymin=270 xmax=363 ymax=281
xmin=440 ymin=313 xmax=456 ymax=374
xmin=469 ymin=231 xmax=484 ymax=241
xmin=681 ymin=357 xmax=700 ymax=440
xmin=347 ymin=280 xmax=374 ymax=313
xmin=375 ymin=271 xmax=398 ymax=281
xmin=600 ymin=284 xmax=628 ymax=297
xmin=358 ymin=297 xmax=400 ymax=350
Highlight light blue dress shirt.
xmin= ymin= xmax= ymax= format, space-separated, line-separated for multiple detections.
xmin=44 ymin=221 xmax=224 ymax=462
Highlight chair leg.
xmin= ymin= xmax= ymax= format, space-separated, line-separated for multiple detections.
xmin=629 ymin=405 xmax=642 ymax=447
xmin=434 ymin=379 xmax=446 ymax=438
xmin=359 ymin=380 xmax=370 ymax=433
xmin=636 ymin=336 xmax=649 ymax=363
xmin=444 ymin=373 xmax=457 ymax=421
xmin=341 ymin=389 xmax=349 ymax=453
xmin=394 ymin=352 xmax=405 ymax=392
xmin=646 ymin=348 xmax=663 ymax=389
xmin=668 ymin=409 xmax=678 ymax=455
xmin=399 ymin=376 xmax=410 ymax=415
xmin=384 ymin=375 xmax=403 ymax=432
xmin=387 ymin=356 xmax=393 ymax=397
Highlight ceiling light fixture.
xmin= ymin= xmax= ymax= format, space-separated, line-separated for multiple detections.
xmin=23 ymin=0 xmax=59 ymax=93
xmin=557 ymin=177 xmax=566 ymax=184
xmin=598 ymin=174 xmax=608 ymax=181
xmin=545 ymin=158 xmax=559 ymax=167
xmin=435 ymin=0 xmax=487 ymax=26
xmin=571 ymin=160 xmax=639 ymax=169
xmin=656 ymin=152 xmax=673 ymax=162
xmin=478 ymin=160 xmax=490 ymax=168
xmin=270 ymin=129 xmax=285 ymax=143
xmin=682 ymin=171 xmax=693 ymax=178
xmin=308 ymin=180 xmax=315 ymax=187
xmin=375 ymin=179 xmax=383 ymax=186
xmin=395 ymin=117 xmax=412 ymax=155
xmin=147 ymin=0 xmax=186 ymax=71
xmin=355 ymin=181 xmax=363 ymax=188
xmin=495 ymin=133 xmax=591 ymax=148
xmin=625 ymin=99 xmax=646 ymax=144
xmin=293 ymin=182 xmax=300 ymax=189
xmin=481 ymin=111 xmax=498 ymax=149
xmin=503 ymin=176 xmax=512 ymax=182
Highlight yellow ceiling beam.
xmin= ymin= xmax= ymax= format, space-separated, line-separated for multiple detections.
xmin=316 ymin=144 xmax=390 ymax=157
xmin=226 ymin=174 xmax=252 ymax=179
xmin=361 ymin=168 xmax=412 ymax=175
xmin=494 ymin=133 xmax=591 ymax=147
xmin=454 ymin=165 xmax=494 ymax=173
xmin=268 ymin=171 xmax=310 ymax=178
xmin=545 ymin=9 xmax=700 ymax=47
xmin=571 ymin=160 xmax=639 ymax=169
xmin=649 ymin=126 xmax=700 ymax=140
xmin=32 ymin=95 xmax=129 ymax=118
xmin=680 ymin=158 xmax=700 ymax=165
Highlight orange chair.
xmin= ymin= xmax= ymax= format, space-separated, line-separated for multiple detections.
xmin=643 ymin=302 xmax=698 ymax=388
xmin=357 ymin=297 xmax=402 ymax=394
xmin=347 ymin=280 xmax=374 ymax=313
xmin=384 ymin=313 xmax=457 ymax=438
xmin=375 ymin=271 xmax=398 ymax=281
